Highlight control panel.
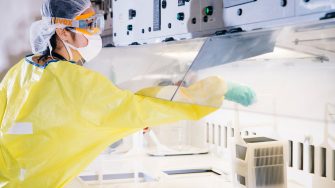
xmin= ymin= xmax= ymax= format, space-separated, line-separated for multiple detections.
xmin=92 ymin=0 xmax=335 ymax=46
xmin=222 ymin=0 xmax=335 ymax=30
xmin=111 ymin=0 xmax=224 ymax=46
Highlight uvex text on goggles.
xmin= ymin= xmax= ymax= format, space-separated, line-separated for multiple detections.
xmin=46 ymin=12 xmax=105 ymax=35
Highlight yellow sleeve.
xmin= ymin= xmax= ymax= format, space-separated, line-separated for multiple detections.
xmin=0 ymin=72 xmax=8 ymax=123
xmin=132 ymin=92 xmax=217 ymax=127
xmin=69 ymin=64 xmax=217 ymax=129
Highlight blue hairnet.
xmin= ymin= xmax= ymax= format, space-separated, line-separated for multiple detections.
xmin=30 ymin=0 xmax=91 ymax=54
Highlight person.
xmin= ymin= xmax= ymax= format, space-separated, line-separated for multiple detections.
xmin=0 ymin=0 xmax=255 ymax=187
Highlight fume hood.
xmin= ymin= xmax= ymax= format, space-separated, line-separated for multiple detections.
xmin=77 ymin=19 xmax=335 ymax=188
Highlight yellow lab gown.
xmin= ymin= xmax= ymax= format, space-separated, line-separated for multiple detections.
xmin=0 ymin=57 xmax=217 ymax=188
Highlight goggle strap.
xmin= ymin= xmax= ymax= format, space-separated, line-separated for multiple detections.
xmin=75 ymin=28 xmax=101 ymax=36
xmin=75 ymin=12 xmax=95 ymax=20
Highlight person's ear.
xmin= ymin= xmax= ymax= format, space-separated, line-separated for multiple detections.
xmin=55 ymin=28 xmax=71 ymax=42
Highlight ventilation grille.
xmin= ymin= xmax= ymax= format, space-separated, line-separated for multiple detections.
xmin=255 ymin=166 xmax=285 ymax=186
xmin=254 ymin=147 xmax=283 ymax=157
xmin=254 ymin=146 xmax=285 ymax=186
xmin=205 ymin=122 xmax=256 ymax=148
xmin=288 ymin=140 xmax=335 ymax=182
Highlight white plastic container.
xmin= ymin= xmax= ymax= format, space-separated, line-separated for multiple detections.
xmin=232 ymin=136 xmax=287 ymax=188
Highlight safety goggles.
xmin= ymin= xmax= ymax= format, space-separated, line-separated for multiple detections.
xmin=47 ymin=12 xmax=105 ymax=35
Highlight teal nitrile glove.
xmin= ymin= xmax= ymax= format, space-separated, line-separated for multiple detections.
xmin=224 ymin=82 xmax=256 ymax=106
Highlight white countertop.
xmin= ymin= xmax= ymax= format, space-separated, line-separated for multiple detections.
xmin=65 ymin=150 xmax=305 ymax=188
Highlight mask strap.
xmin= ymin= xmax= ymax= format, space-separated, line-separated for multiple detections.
xmin=47 ymin=41 xmax=54 ymax=60
xmin=61 ymin=39 xmax=86 ymax=66
xmin=78 ymin=58 xmax=85 ymax=66
xmin=61 ymin=40 xmax=74 ymax=60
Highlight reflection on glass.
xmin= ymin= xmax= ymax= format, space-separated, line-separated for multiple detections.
xmin=87 ymin=20 xmax=335 ymax=124
xmin=86 ymin=38 xmax=205 ymax=93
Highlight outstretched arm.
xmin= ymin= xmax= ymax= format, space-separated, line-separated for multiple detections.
xmin=136 ymin=76 xmax=256 ymax=108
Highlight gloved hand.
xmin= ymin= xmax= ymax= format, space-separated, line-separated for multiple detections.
xmin=224 ymin=82 xmax=256 ymax=106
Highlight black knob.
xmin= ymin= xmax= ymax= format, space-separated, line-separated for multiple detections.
xmin=177 ymin=12 xmax=185 ymax=21
xmin=237 ymin=8 xmax=243 ymax=16
xmin=192 ymin=17 xmax=196 ymax=24
xmin=127 ymin=25 xmax=133 ymax=31
xmin=281 ymin=0 xmax=287 ymax=7
xmin=203 ymin=16 xmax=208 ymax=22
xmin=162 ymin=0 xmax=167 ymax=9
xmin=129 ymin=9 xmax=136 ymax=19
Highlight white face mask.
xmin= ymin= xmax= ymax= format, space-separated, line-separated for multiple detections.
xmin=63 ymin=33 xmax=102 ymax=64
xmin=77 ymin=34 xmax=102 ymax=62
